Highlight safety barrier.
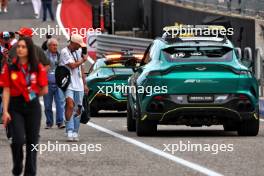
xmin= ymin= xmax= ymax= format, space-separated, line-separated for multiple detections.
xmin=95 ymin=34 xmax=153 ymax=57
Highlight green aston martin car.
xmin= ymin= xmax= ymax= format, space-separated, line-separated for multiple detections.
xmin=85 ymin=52 xmax=142 ymax=116
xmin=127 ymin=35 xmax=259 ymax=136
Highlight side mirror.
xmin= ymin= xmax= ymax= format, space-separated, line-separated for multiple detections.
xmin=241 ymin=47 xmax=253 ymax=68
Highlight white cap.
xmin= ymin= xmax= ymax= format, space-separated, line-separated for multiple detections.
xmin=70 ymin=34 xmax=86 ymax=47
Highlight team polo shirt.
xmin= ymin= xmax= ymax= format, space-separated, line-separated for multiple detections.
xmin=0 ymin=59 xmax=48 ymax=101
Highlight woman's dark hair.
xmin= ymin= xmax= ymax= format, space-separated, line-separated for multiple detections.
xmin=17 ymin=37 xmax=38 ymax=72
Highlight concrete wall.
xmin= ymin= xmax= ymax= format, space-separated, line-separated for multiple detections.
xmin=255 ymin=19 xmax=264 ymax=51
xmin=88 ymin=0 xmax=144 ymax=31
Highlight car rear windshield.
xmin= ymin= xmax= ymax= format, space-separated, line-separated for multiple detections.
xmin=100 ymin=67 xmax=134 ymax=75
xmin=162 ymin=46 xmax=233 ymax=62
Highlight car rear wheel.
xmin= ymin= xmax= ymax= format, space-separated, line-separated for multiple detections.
xmin=90 ymin=106 xmax=99 ymax=117
xmin=237 ymin=114 xmax=259 ymax=136
xmin=136 ymin=118 xmax=157 ymax=136
xmin=134 ymin=91 xmax=157 ymax=136
xmin=127 ymin=102 xmax=136 ymax=131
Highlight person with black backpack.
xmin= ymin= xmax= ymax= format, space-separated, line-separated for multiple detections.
xmin=59 ymin=34 xmax=89 ymax=142
xmin=43 ymin=38 xmax=65 ymax=129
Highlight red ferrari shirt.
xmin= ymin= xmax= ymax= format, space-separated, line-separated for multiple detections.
xmin=0 ymin=59 xmax=48 ymax=102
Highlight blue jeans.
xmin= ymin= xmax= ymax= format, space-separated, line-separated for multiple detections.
xmin=64 ymin=89 xmax=84 ymax=133
xmin=43 ymin=84 xmax=65 ymax=126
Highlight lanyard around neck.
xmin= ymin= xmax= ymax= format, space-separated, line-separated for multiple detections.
xmin=20 ymin=65 xmax=31 ymax=86
xmin=68 ymin=48 xmax=78 ymax=62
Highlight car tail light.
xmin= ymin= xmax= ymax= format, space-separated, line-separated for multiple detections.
xmin=133 ymin=54 xmax=144 ymax=60
xmin=239 ymin=94 xmax=248 ymax=100
xmin=105 ymin=54 xmax=122 ymax=59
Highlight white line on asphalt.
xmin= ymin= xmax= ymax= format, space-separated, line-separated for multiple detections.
xmin=56 ymin=3 xmax=95 ymax=65
xmin=56 ymin=3 xmax=69 ymax=40
xmin=40 ymin=98 xmax=262 ymax=175
xmin=86 ymin=122 xmax=223 ymax=176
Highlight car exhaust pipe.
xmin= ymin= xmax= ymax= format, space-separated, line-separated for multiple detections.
xmin=245 ymin=101 xmax=252 ymax=110
xmin=238 ymin=101 xmax=245 ymax=110
xmin=157 ymin=102 xmax=165 ymax=112
xmin=150 ymin=102 xmax=158 ymax=111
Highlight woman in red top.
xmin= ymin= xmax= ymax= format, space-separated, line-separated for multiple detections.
xmin=1 ymin=37 xmax=48 ymax=176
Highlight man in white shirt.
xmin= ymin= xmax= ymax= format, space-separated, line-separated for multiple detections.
xmin=60 ymin=34 xmax=89 ymax=141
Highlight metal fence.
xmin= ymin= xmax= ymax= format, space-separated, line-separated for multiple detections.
xmin=95 ymin=34 xmax=153 ymax=57
xmin=173 ymin=0 xmax=264 ymax=18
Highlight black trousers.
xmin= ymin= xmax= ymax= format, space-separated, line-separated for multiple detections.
xmin=42 ymin=1 xmax=54 ymax=21
xmin=9 ymin=96 xmax=41 ymax=176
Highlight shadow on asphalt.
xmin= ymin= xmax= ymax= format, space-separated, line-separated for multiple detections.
xmin=155 ymin=130 xmax=239 ymax=137
xmin=91 ymin=112 xmax=127 ymax=118
xmin=89 ymin=112 xmax=263 ymax=138
xmin=116 ymin=129 xmax=258 ymax=138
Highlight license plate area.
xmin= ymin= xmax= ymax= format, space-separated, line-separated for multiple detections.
xmin=188 ymin=95 xmax=214 ymax=103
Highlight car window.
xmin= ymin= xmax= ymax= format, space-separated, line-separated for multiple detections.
xmin=88 ymin=59 xmax=106 ymax=75
xmin=141 ymin=44 xmax=154 ymax=65
xmin=162 ymin=46 xmax=233 ymax=62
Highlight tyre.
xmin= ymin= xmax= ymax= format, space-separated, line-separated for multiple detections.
xmin=134 ymin=88 xmax=157 ymax=136
xmin=136 ymin=118 xmax=157 ymax=136
xmin=127 ymin=102 xmax=136 ymax=131
xmin=90 ymin=106 xmax=99 ymax=117
xmin=237 ymin=113 xmax=259 ymax=136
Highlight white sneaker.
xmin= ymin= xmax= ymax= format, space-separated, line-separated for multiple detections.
xmin=72 ymin=132 xmax=79 ymax=142
xmin=35 ymin=13 xmax=40 ymax=19
xmin=3 ymin=8 xmax=7 ymax=13
xmin=67 ymin=131 xmax=73 ymax=141
xmin=20 ymin=1 xmax=24 ymax=5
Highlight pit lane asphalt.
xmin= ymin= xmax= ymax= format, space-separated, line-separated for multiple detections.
xmin=1 ymin=1 xmax=264 ymax=176
xmin=1 ymin=104 xmax=264 ymax=176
